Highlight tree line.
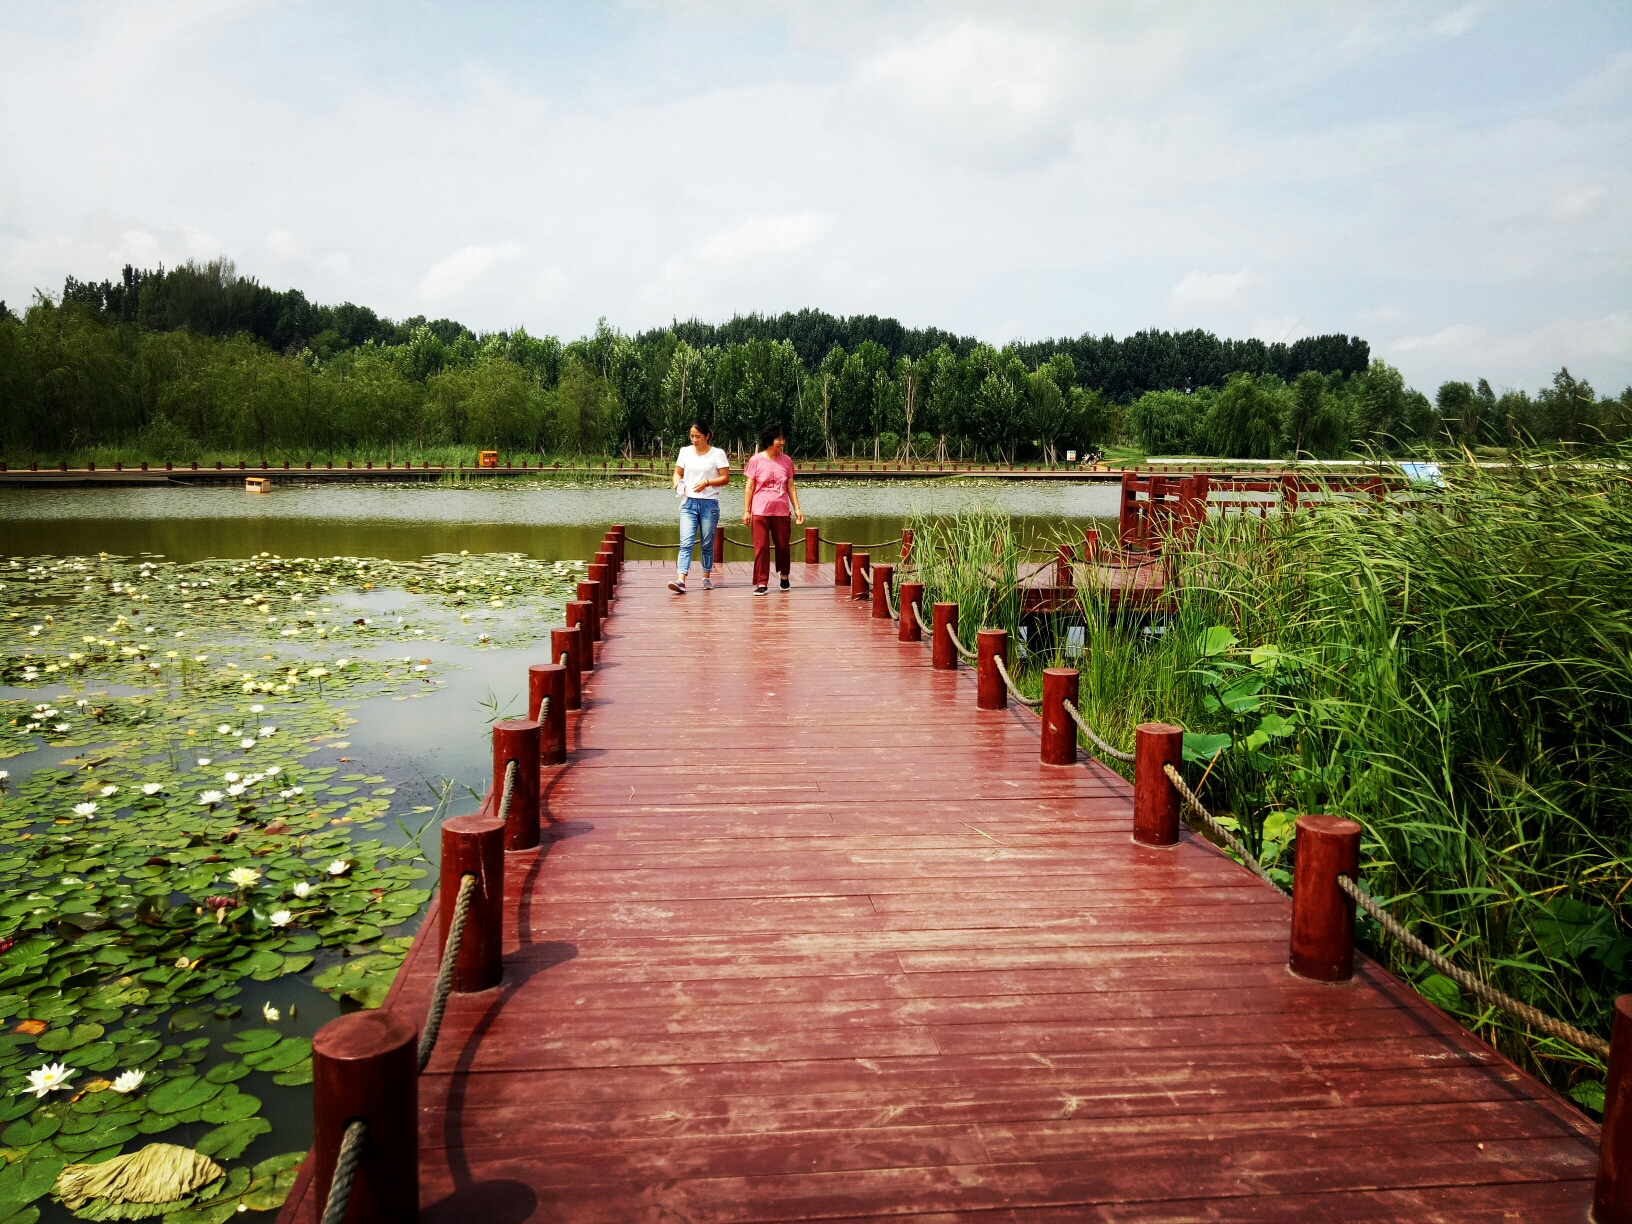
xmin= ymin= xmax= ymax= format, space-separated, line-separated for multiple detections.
xmin=3 ymin=257 xmax=1614 ymax=463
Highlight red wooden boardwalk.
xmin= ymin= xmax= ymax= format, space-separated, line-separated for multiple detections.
xmin=283 ymin=560 xmax=1597 ymax=1222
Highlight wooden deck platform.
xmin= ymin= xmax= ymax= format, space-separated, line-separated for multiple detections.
xmin=281 ymin=560 xmax=1597 ymax=1222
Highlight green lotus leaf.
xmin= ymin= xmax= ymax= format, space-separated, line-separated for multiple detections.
xmin=270 ymin=1058 xmax=313 ymax=1086
xmin=242 ymin=1150 xmax=305 ymax=1210
xmin=145 ymin=1074 xmax=221 ymax=1114
xmin=166 ymin=1009 xmax=206 ymax=1033
xmin=243 ymin=1037 xmax=310 ymax=1072
xmin=35 ymin=1022 xmax=104 ymax=1052
xmin=194 ymin=1115 xmax=271 ymax=1160
xmin=200 ymin=1089 xmax=260 ymax=1124
xmin=203 ymin=1061 xmax=249 ymax=1085
xmin=221 ymin=1030 xmax=281 ymax=1055
xmin=54 ymin=1121 xmax=137 ymax=1152
xmin=1 ymin=1112 xmax=61 ymax=1146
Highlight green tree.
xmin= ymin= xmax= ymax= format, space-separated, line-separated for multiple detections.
xmin=1129 ymin=389 xmax=1203 ymax=455
xmin=1204 ymin=373 xmax=1286 ymax=459
xmin=1285 ymin=371 xmax=1353 ymax=458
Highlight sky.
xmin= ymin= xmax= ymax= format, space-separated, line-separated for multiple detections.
xmin=1 ymin=0 xmax=1629 ymax=395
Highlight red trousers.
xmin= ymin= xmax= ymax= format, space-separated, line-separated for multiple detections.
xmin=752 ymin=515 xmax=791 ymax=586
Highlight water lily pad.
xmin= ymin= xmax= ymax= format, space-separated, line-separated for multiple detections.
xmin=199 ymin=1088 xmax=260 ymax=1124
xmin=202 ymin=1062 xmax=249 ymax=1085
xmin=270 ymin=1058 xmax=312 ymax=1087
xmin=211 ymin=1004 xmax=240 ymax=1021
xmin=166 ymin=1009 xmax=206 ymax=1033
xmin=1 ymin=1113 xmax=61 ymax=1146
xmin=243 ymin=1037 xmax=310 ymax=1072
xmin=145 ymin=1075 xmax=221 ymax=1115
xmin=242 ymin=1150 xmax=304 ymax=1210
xmin=194 ymin=1115 xmax=271 ymax=1160
xmin=54 ymin=1120 xmax=137 ymax=1152
xmin=35 ymin=1022 xmax=103 ymax=1052
xmin=220 ymin=1030 xmax=279 ymax=1055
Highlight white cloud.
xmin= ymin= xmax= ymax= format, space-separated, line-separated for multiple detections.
xmin=1550 ymin=182 xmax=1608 ymax=223
xmin=419 ymin=243 xmax=523 ymax=301
xmin=1388 ymin=312 xmax=1632 ymax=388
xmin=1431 ymin=4 xmax=1480 ymax=38
xmin=1169 ymin=269 xmax=1255 ymax=308
xmin=265 ymin=229 xmax=305 ymax=261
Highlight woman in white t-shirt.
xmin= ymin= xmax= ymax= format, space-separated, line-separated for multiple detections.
xmin=669 ymin=421 xmax=730 ymax=594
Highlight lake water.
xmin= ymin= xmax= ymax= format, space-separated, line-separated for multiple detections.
xmin=0 ymin=479 xmax=1121 ymax=564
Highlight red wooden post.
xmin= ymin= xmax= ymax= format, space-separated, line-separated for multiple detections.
xmin=976 ymin=628 xmax=1008 ymax=710
xmin=804 ymin=526 xmax=820 ymax=564
xmin=898 ymin=582 xmax=924 ymax=642
xmin=870 ymin=563 xmax=894 ymax=619
xmin=931 ymin=602 xmax=958 ymax=669
xmin=586 ymin=562 xmax=610 ymax=619
xmin=439 ymin=814 xmax=504 ymax=989
xmin=1133 ymin=723 xmax=1184 ymax=846
xmin=900 ymin=527 xmax=913 ymax=564
xmin=594 ymin=548 xmax=615 ymax=594
xmin=573 ymin=581 xmax=601 ymax=644
xmin=1040 ymin=668 xmax=1078 ymax=765
xmin=712 ymin=524 xmax=725 ymax=566
xmin=602 ymin=534 xmax=620 ymax=577
xmin=834 ymin=542 xmax=852 ymax=587
xmin=850 ymin=551 xmax=870 ymax=600
xmin=1083 ymin=528 xmax=1099 ymax=562
xmin=566 ymin=599 xmax=596 ymax=670
xmin=528 ymin=663 xmax=567 ymax=765
xmin=1054 ymin=544 xmax=1073 ymax=588
xmin=610 ymin=524 xmax=626 ymax=570
xmin=1596 ymin=996 xmax=1632 ymax=1221
xmin=1289 ymin=815 xmax=1361 ymax=982
xmin=551 ymin=626 xmax=582 ymax=710
xmin=491 ymin=719 xmax=540 ymax=850
xmin=311 ymin=1010 xmax=418 ymax=1223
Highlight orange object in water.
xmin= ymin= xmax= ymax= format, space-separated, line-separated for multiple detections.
xmin=478 ymin=451 xmax=499 ymax=469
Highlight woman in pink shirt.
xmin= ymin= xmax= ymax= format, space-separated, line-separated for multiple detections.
xmin=742 ymin=424 xmax=804 ymax=596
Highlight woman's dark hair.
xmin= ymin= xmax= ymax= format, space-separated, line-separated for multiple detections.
xmin=688 ymin=420 xmax=712 ymax=439
xmin=758 ymin=424 xmax=786 ymax=451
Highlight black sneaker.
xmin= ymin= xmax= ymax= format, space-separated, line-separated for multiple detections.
xmin=779 ymin=577 xmax=790 ymax=591
xmin=753 ymin=585 xmax=768 ymax=596
xmin=668 ymin=578 xmax=686 ymax=594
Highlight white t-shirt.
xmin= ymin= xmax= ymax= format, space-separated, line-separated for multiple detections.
xmin=675 ymin=446 xmax=729 ymax=501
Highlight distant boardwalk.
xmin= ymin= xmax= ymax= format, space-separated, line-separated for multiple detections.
xmin=282 ymin=560 xmax=1596 ymax=1222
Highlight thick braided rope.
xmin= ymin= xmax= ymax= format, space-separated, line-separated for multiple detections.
xmin=417 ymin=871 xmax=477 ymax=1071
xmin=1337 ymin=876 xmax=1610 ymax=1058
xmin=840 ymin=554 xmax=852 ymax=579
xmin=622 ymin=535 xmax=681 ymax=549
xmin=858 ymin=567 xmax=872 ymax=588
xmin=1061 ymin=701 xmax=1135 ymax=763
xmin=496 ymin=757 xmax=518 ymax=823
xmin=944 ymin=618 xmax=976 ymax=660
xmin=724 ymin=535 xmax=754 ymax=549
xmin=992 ymin=655 xmax=1042 ymax=707
xmin=821 ymin=535 xmax=902 ymax=550
xmin=909 ymin=599 xmax=927 ymax=635
xmin=320 ymin=1119 xmax=369 ymax=1224
xmin=538 ymin=695 xmax=549 ymax=721
xmin=559 ymin=651 xmax=570 ymax=668
xmin=886 ymin=583 xmax=899 ymax=620
xmin=1162 ymin=763 xmax=1287 ymax=895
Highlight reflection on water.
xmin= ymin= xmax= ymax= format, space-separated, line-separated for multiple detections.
xmin=0 ymin=481 xmax=1121 ymax=563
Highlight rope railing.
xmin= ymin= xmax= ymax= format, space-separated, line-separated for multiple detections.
xmin=1337 ymin=876 xmax=1611 ymax=1059
xmin=859 ymin=568 xmax=872 ymax=588
xmin=724 ymin=534 xmax=754 ymax=549
xmin=1061 ymin=701 xmax=1136 ymax=762
xmin=992 ymin=655 xmax=1042 ymax=707
xmin=417 ymin=871 xmax=477 ymax=1070
xmin=621 ymin=535 xmax=681 ymax=549
xmin=886 ymin=583 xmax=899 ymax=620
xmin=909 ymin=599 xmax=927 ymax=635
xmin=319 ymin=1119 xmax=368 ymax=1224
xmin=840 ymin=554 xmax=852 ymax=579
xmin=944 ymin=619 xmax=976 ymax=660
xmin=1162 ymin=763 xmax=1286 ymax=895
xmin=820 ymin=534 xmax=903 ymax=550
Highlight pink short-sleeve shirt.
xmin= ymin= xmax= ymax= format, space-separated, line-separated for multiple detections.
xmin=745 ymin=452 xmax=795 ymax=517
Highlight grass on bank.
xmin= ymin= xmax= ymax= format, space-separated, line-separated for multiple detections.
xmin=904 ymin=453 xmax=1632 ymax=1114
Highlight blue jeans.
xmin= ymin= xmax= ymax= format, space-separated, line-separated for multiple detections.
xmin=678 ymin=497 xmax=719 ymax=574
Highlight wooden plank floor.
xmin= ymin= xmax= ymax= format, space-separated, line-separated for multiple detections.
xmin=282 ymin=559 xmax=1597 ymax=1222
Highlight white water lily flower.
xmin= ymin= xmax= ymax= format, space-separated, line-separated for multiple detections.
xmin=72 ymin=802 xmax=98 ymax=818
xmin=25 ymin=1062 xmax=75 ymax=1098
xmin=142 ymin=782 xmax=163 ymax=796
xmin=240 ymin=738 xmax=256 ymax=749
xmin=216 ymin=724 xmax=232 ymax=735
xmin=293 ymin=882 xmax=312 ymax=899
xmin=262 ymin=1003 xmax=280 ymax=1022
xmin=196 ymin=758 xmax=212 ymax=767
xmin=99 ymin=785 xmax=118 ymax=797
xmin=53 ymin=723 xmax=70 ymax=733
xmin=226 ymin=783 xmax=247 ymax=797
xmin=60 ymin=877 xmax=81 ymax=886
xmin=174 ymin=956 xmax=191 ymax=969
xmin=259 ymin=726 xmax=276 ymax=737
xmin=270 ymin=910 xmax=293 ymax=927
xmin=249 ymin=704 xmax=265 ymax=713
xmin=306 ymin=667 xmax=328 ymax=679
xmin=228 ymin=867 xmax=261 ymax=889
xmin=326 ymin=859 xmax=349 ymax=876
xmin=265 ymin=766 xmax=282 ymax=777
xmin=198 ymin=790 xmax=225 ymax=806
xmin=110 ymin=1069 xmax=145 ymax=1094
xmin=0 ymin=771 xmax=8 ymax=782
xmin=278 ymin=788 xmax=295 ymax=800
xmin=223 ymin=772 xmax=241 ymax=783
